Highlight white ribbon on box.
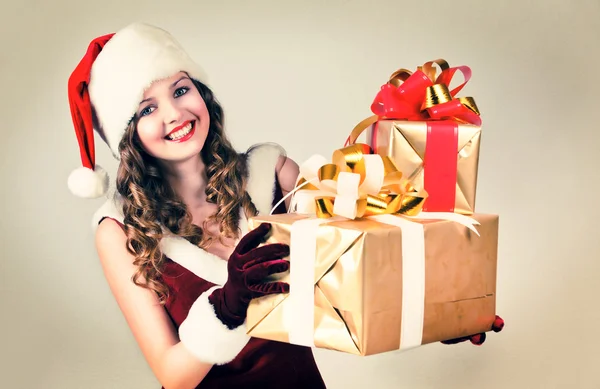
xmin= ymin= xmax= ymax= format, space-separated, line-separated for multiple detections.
xmin=283 ymin=217 xmax=335 ymax=347
xmin=270 ymin=150 xmax=481 ymax=350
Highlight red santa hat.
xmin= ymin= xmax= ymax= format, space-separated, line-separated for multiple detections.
xmin=67 ymin=22 xmax=209 ymax=198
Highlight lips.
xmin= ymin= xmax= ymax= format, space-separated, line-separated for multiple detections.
xmin=165 ymin=120 xmax=195 ymax=142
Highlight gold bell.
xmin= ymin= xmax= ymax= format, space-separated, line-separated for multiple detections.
xmin=421 ymin=83 xmax=452 ymax=111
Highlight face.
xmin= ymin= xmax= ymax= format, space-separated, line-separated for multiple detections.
xmin=134 ymin=71 xmax=210 ymax=163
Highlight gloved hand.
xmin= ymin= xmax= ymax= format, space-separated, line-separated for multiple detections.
xmin=440 ymin=315 xmax=505 ymax=346
xmin=208 ymin=223 xmax=290 ymax=329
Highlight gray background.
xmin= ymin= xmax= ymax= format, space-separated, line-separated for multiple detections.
xmin=1 ymin=0 xmax=599 ymax=388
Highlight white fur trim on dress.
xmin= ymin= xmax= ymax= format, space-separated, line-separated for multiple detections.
xmin=245 ymin=142 xmax=285 ymax=215
xmin=92 ymin=195 xmax=125 ymax=232
xmin=89 ymin=22 xmax=209 ymax=158
xmin=159 ymin=234 xmax=227 ymax=286
xmin=178 ymin=286 xmax=251 ymax=365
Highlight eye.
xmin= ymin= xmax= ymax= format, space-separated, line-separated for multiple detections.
xmin=174 ymin=86 xmax=189 ymax=98
xmin=139 ymin=106 xmax=155 ymax=117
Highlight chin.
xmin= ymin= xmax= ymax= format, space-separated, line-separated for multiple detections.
xmin=167 ymin=134 xmax=208 ymax=161
xmin=170 ymin=143 xmax=206 ymax=162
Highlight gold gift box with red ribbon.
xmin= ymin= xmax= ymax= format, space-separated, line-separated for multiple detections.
xmin=346 ymin=59 xmax=483 ymax=215
xmin=246 ymin=144 xmax=499 ymax=356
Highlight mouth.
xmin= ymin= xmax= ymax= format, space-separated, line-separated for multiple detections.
xmin=165 ymin=121 xmax=195 ymax=142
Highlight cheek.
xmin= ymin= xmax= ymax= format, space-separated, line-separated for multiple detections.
xmin=198 ymin=106 xmax=211 ymax=132
xmin=191 ymin=95 xmax=209 ymax=119
xmin=137 ymin=119 xmax=164 ymax=140
xmin=136 ymin=120 xmax=164 ymax=151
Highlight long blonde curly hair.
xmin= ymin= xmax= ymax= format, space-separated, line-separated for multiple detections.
xmin=114 ymin=79 xmax=258 ymax=303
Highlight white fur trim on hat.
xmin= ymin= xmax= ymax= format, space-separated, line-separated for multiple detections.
xmin=178 ymin=286 xmax=251 ymax=365
xmin=245 ymin=143 xmax=285 ymax=215
xmin=89 ymin=22 xmax=209 ymax=158
xmin=68 ymin=165 xmax=109 ymax=198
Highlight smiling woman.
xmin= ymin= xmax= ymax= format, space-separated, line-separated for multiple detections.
xmin=66 ymin=22 xmax=327 ymax=389
xmin=134 ymin=73 xmax=210 ymax=161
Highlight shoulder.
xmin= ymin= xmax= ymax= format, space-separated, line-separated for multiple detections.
xmin=94 ymin=197 xmax=127 ymax=253
xmin=274 ymin=153 xmax=299 ymax=194
xmin=95 ymin=216 xmax=128 ymax=257
xmin=242 ymin=143 xmax=282 ymax=214
xmin=243 ymin=142 xmax=284 ymax=174
xmin=241 ymin=142 xmax=301 ymax=215
xmin=91 ymin=195 xmax=125 ymax=233
xmin=242 ymin=142 xmax=299 ymax=184
xmin=91 ymin=196 xmax=129 ymax=259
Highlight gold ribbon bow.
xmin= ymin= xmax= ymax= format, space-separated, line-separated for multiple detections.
xmin=290 ymin=144 xmax=428 ymax=219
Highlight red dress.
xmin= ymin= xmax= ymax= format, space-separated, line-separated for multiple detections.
xmin=98 ymin=165 xmax=327 ymax=389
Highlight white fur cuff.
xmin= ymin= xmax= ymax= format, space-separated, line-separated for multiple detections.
xmin=178 ymin=286 xmax=251 ymax=365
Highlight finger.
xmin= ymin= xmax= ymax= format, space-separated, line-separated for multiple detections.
xmin=235 ymin=223 xmax=271 ymax=255
xmin=242 ymin=244 xmax=290 ymax=268
xmin=492 ymin=315 xmax=504 ymax=332
xmin=244 ymin=260 xmax=289 ymax=282
xmin=469 ymin=333 xmax=486 ymax=345
xmin=250 ymin=281 xmax=290 ymax=295
xmin=264 ymin=260 xmax=290 ymax=275
xmin=440 ymin=336 xmax=469 ymax=345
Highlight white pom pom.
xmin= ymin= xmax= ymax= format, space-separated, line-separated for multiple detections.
xmin=67 ymin=165 xmax=109 ymax=199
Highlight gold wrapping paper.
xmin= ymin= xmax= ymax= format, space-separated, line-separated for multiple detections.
xmin=367 ymin=120 xmax=481 ymax=215
xmin=246 ymin=213 xmax=498 ymax=356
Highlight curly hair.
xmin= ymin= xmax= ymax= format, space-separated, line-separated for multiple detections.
xmin=114 ymin=79 xmax=258 ymax=303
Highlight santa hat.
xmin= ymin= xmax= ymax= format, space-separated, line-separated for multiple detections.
xmin=67 ymin=22 xmax=209 ymax=198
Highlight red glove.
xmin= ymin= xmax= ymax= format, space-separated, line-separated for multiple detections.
xmin=208 ymin=223 xmax=290 ymax=329
xmin=440 ymin=315 xmax=505 ymax=346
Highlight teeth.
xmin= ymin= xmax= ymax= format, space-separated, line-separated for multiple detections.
xmin=167 ymin=122 xmax=193 ymax=140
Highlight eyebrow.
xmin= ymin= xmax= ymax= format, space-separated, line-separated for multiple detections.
xmin=138 ymin=76 xmax=191 ymax=106
xmin=172 ymin=76 xmax=190 ymax=87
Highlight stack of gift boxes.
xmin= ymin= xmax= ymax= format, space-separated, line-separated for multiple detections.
xmin=245 ymin=59 xmax=501 ymax=356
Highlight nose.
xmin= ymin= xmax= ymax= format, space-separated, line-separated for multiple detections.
xmin=163 ymin=99 xmax=183 ymax=124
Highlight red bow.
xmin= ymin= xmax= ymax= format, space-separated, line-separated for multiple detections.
xmin=370 ymin=59 xmax=481 ymax=126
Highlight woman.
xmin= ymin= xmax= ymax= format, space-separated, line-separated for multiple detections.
xmin=67 ymin=22 xmax=327 ymax=388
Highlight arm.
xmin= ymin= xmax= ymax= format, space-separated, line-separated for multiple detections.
xmin=95 ymin=219 xmax=289 ymax=389
xmin=95 ymin=219 xmax=214 ymax=389
xmin=275 ymin=154 xmax=300 ymax=209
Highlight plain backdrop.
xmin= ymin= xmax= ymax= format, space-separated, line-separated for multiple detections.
xmin=1 ymin=0 xmax=599 ymax=388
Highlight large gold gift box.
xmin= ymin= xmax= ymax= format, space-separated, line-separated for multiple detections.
xmin=366 ymin=119 xmax=481 ymax=215
xmin=246 ymin=212 xmax=498 ymax=356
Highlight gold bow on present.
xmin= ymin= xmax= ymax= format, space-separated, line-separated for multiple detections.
xmin=289 ymin=144 xmax=427 ymax=219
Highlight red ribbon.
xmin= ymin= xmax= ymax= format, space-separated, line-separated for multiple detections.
xmin=369 ymin=65 xmax=481 ymax=126
xmin=352 ymin=61 xmax=482 ymax=213
xmin=423 ymin=121 xmax=458 ymax=212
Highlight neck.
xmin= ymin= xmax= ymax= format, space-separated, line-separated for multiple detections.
xmin=160 ymin=154 xmax=208 ymax=207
